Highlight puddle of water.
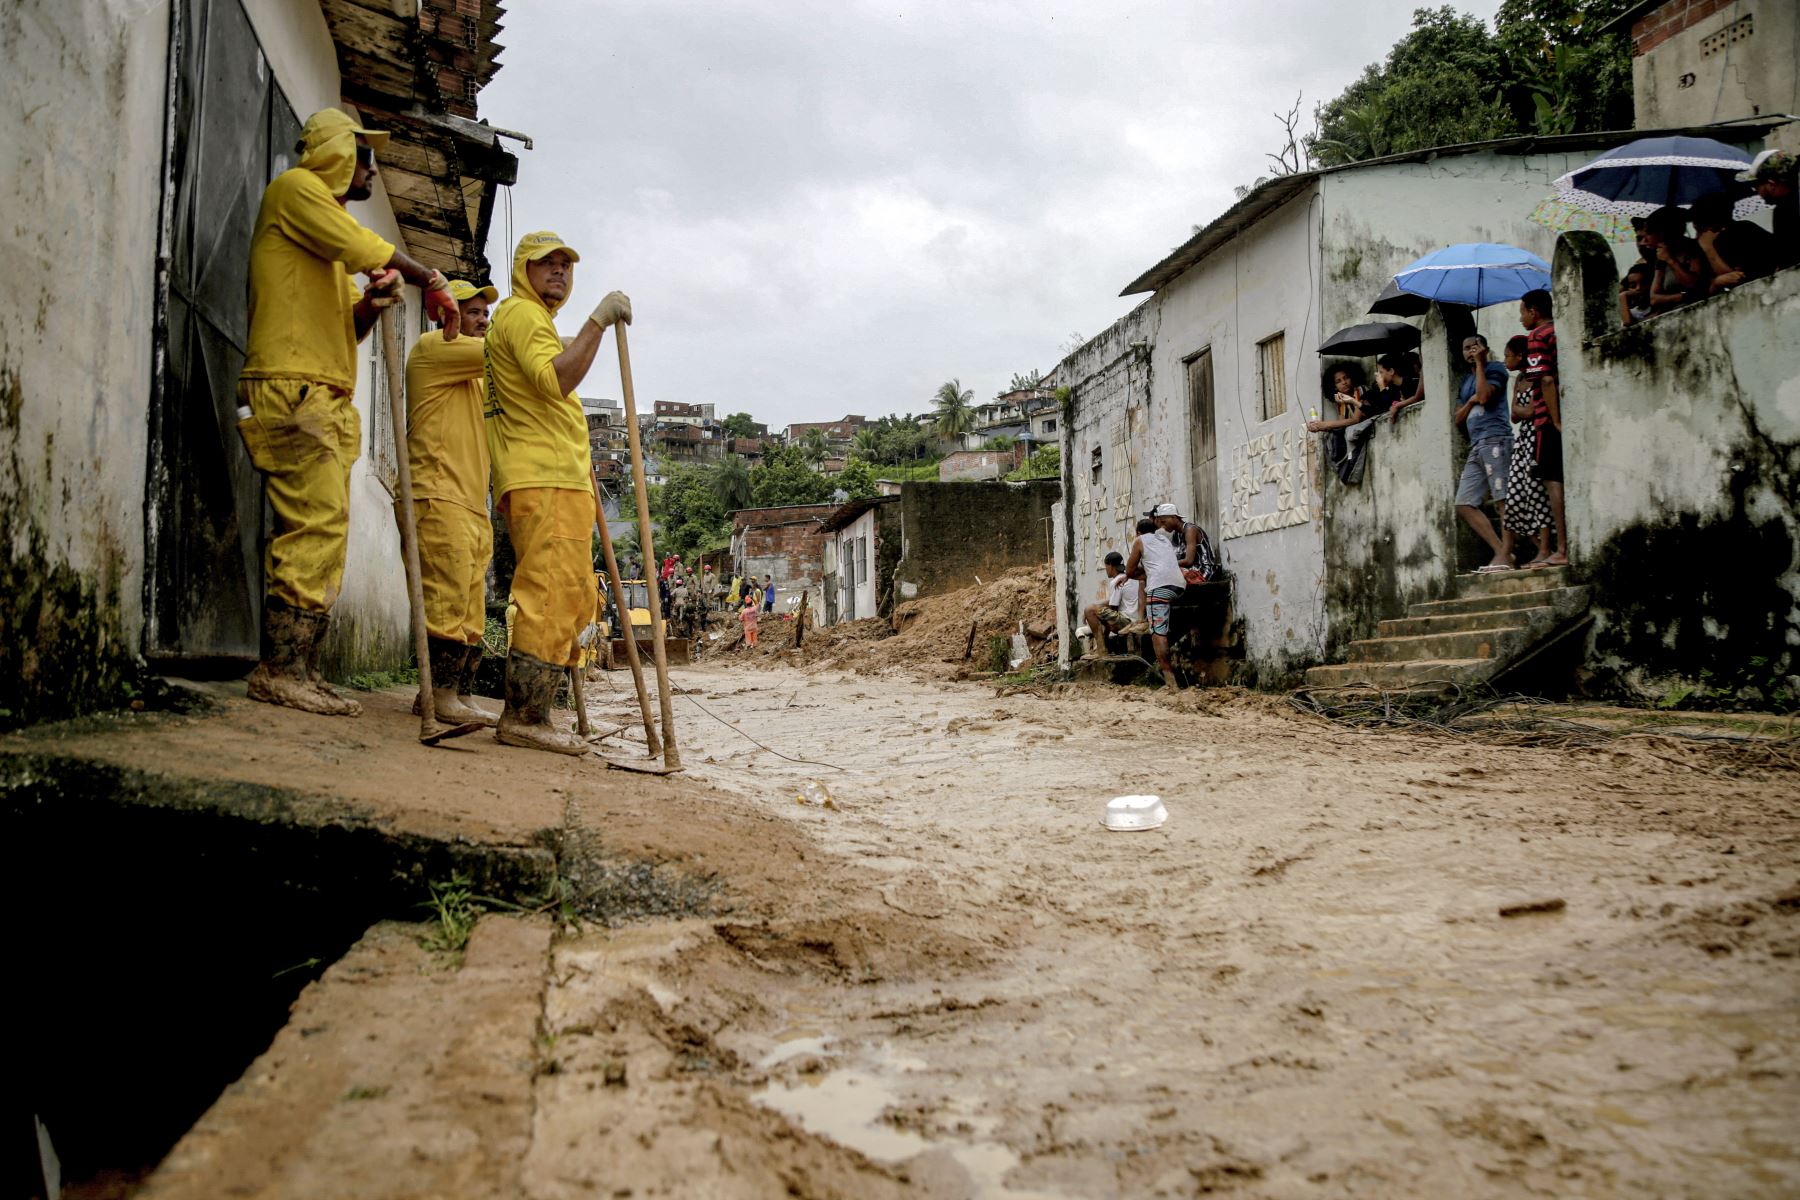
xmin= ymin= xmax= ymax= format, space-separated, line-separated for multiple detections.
xmin=759 ymin=1033 xmax=831 ymax=1070
xmin=755 ymin=1068 xmax=930 ymax=1162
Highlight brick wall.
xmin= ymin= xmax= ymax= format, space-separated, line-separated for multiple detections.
xmin=731 ymin=504 xmax=836 ymax=606
xmin=1630 ymin=0 xmax=1738 ymax=55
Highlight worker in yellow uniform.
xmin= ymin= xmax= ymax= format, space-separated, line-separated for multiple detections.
xmin=483 ymin=231 xmax=631 ymax=753
xmin=236 ymin=107 xmax=461 ymax=716
xmin=404 ymin=279 xmax=499 ymax=725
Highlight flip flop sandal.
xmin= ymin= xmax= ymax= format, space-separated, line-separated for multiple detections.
xmin=1476 ymin=564 xmax=1516 ymax=573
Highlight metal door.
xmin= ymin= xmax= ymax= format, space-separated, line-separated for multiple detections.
xmin=1186 ymin=349 xmax=1219 ymax=537
xmin=144 ymin=0 xmax=300 ymax=668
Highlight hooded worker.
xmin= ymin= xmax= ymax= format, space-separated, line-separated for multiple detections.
xmin=405 ymin=279 xmax=500 ymax=726
xmin=483 ymin=230 xmax=631 ymax=754
xmin=236 ymin=107 xmax=462 ymax=716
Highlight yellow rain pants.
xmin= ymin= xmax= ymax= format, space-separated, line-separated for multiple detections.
xmin=236 ymin=378 xmax=360 ymax=612
xmin=414 ymin=498 xmax=491 ymax=644
xmin=502 ymin=486 xmax=595 ymax=667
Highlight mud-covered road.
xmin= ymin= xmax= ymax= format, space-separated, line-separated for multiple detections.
xmin=533 ymin=661 xmax=1800 ymax=1198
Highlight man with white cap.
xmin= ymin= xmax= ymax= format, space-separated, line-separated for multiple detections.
xmin=236 ymin=107 xmax=461 ymax=717
xmin=405 ymin=278 xmax=500 ymax=725
xmin=1122 ymin=506 xmax=1186 ymax=689
xmin=483 ymin=231 xmax=631 ymax=754
xmin=1736 ymin=149 xmax=1796 ymax=272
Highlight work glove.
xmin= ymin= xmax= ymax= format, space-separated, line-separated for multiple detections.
xmin=588 ymin=290 xmax=633 ymax=332
xmin=423 ymin=269 xmax=460 ymax=340
xmin=362 ymin=268 xmax=402 ymax=308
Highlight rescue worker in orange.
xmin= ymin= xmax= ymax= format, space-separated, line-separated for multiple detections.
xmin=405 ymin=279 xmax=499 ymax=725
xmin=236 ymin=107 xmax=460 ymax=715
xmin=483 ymin=231 xmax=631 ymax=754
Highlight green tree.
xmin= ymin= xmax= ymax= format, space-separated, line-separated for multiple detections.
xmin=852 ymin=427 xmax=880 ymax=458
xmin=800 ymin=427 xmax=830 ymax=465
xmin=836 ymin=456 xmax=879 ymax=501
xmin=722 ymin=411 xmax=760 ymax=439
xmin=933 ymin=379 xmax=974 ymax=439
xmin=1495 ymin=0 xmax=1634 ymax=134
xmin=1006 ymin=369 xmax=1042 ymax=392
xmin=649 ymin=465 xmax=730 ymax=563
xmin=712 ymin=455 xmax=753 ymax=511
xmin=1308 ymin=7 xmax=1517 ymax=166
xmin=750 ymin=444 xmax=835 ymax=508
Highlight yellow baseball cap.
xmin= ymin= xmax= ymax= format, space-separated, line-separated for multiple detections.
xmin=298 ymin=107 xmax=388 ymax=154
xmin=519 ymin=230 xmax=581 ymax=263
xmin=447 ymin=279 xmax=499 ymax=303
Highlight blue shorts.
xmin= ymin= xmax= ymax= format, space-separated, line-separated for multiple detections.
xmin=1146 ymin=586 xmax=1182 ymax=637
xmin=1456 ymin=438 xmax=1511 ymax=507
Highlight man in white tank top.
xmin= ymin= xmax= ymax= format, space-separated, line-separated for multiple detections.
xmin=1122 ymin=507 xmax=1186 ymax=689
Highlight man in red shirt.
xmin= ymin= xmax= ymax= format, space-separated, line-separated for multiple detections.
xmin=1519 ymin=289 xmax=1568 ymax=568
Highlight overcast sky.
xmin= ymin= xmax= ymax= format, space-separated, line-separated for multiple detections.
xmin=478 ymin=0 xmax=1501 ymax=430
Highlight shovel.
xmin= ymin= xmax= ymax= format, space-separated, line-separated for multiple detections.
xmin=378 ymin=308 xmax=485 ymax=746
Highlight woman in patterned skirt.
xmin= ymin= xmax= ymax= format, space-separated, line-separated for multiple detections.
xmin=1500 ymin=335 xmax=1553 ymax=563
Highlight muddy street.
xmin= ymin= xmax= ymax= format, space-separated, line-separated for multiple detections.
xmin=522 ymin=660 xmax=1800 ymax=1198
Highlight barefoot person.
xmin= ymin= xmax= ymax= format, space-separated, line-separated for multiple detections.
xmin=1081 ymin=550 xmax=1142 ymax=659
xmin=483 ymin=231 xmax=631 ymax=754
xmin=1455 ymin=334 xmax=1516 ymax=573
xmin=405 ymin=279 xmax=500 ymax=724
xmin=236 ymin=108 xmax=460 ymax=716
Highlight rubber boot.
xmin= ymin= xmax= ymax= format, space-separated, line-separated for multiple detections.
xmin=458 ymin=643 xmax=502 ymax=719
xmin=496 ymin=652 xmax=588 ymax=755
xmin=247 ymin=599 xmax=360 ymax=717
xmin=414 ymin=637 xmax=494 ymax=725
xmin=294 ymin=604 xmax=362 ymax=716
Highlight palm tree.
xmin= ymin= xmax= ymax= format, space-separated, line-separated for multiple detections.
xmin=801 ymin=427 xmax=830 ymax=466
xmin=711 ymin=455 xmax=752 ymax=511
xmin=852 ymin=427 xmax=879 ymax=459
xmin=933 ymin=379 xmax=974 ymax=439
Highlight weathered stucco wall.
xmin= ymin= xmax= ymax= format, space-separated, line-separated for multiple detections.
xmin=1630 ymin=1 xmax=1798 ymax=133
xmin=894 ymin=481 xmax=1058 ymax=602
xmin=1557 ymin=233 xmax=1799 ymax=705
xmin=1152 ymin=191 xmax=1326 ymax=684
xmin=1316 ymin=305 xmax=1465 ymax=659
xmin=0 ymin=0 xmax=171 ymax=723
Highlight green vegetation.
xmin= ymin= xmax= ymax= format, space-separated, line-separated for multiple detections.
xmin=1006 ymin=444 xmax=1060 ymax=482
xmin=750 ymin=443 xmax=836 ymax=508
xmin=345 ymin=666 xmax=420 ymax=692
xmin=1308 ymin=2 xmax=1633 ymax=167
xmin=721 ymin=411 xmax=760 ymax=439
xmin=420 ymin=872 xmax=479 ymax=956
xmin=865 ymin=460 xmax=943 ymax=482
xmin=836 ymin=456 xmax=880 ymax=501
xmin=649 ymin=465 xmax=731 ymax=562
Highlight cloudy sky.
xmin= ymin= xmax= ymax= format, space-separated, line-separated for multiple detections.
xmin=478 ymin=0 xmax=1501 ymax=430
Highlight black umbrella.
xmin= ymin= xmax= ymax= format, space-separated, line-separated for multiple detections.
xmin=1317 ymin=320 xmax=1421 ymax=357
xmin=1366 ymin=278 xmax=1431 ymax=317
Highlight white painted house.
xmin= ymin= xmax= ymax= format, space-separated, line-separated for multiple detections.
xmin=1049 ymin=123 xmax=1783 ymax=684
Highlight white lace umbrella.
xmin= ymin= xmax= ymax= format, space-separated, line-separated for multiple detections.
xmin=1552 ymin=135 xmax=1766 ymax=220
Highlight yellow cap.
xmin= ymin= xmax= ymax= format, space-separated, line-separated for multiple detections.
xmin=298 ymin=107 xmax=389 ymax=154
xmin=447 ymin=279 xmax=499 ymax=303
xmin=519 ymin=230 xmax=581 ymax=263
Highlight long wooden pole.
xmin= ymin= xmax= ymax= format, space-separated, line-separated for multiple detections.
xmin=614 ymin=324 xmax=680 ymax=770
xmin=590 ymin=464 xmax=660 ymax=755
xmin=379 ymin=309 xmax=480 ymax=745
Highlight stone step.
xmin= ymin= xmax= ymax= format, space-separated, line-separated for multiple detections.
xmin=1407 ymin=584 xmax=1588 ymax=619
xmin=1380 ymin=606 xmax=1556 ymax=638
xmin=1304 ymin=658 xmax=1497 ymax=691
xmin=1453 ymin=566 xmax=1571 ymax=598
xmin=1345 ymin=625 xmax=1529 ymax=664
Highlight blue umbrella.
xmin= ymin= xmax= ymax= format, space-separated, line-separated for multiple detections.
xmin=1391 ymin=243 xmax=1551 ymax=309
xmin=1552 ymin=135 xmax=1765 ymax=219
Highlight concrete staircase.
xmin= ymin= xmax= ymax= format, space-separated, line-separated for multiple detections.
xmin=1305 ymin=567 xmax=1589 ymax=693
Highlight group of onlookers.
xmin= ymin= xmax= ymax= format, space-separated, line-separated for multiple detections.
xmin=1305 ymin=352 xmax=1424 ymax=484
xmin=1080 ymin=502 xmax=1220 ymax=689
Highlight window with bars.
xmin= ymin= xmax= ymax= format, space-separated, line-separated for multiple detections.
xmin=1256 ymin=332 xmax=1287 ymax=421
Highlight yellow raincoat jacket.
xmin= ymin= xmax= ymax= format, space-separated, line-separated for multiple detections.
xmin=242 ymin=108 xmax=394 ymax=391
xmin=482 ymin=234 xmax=591 ymax=498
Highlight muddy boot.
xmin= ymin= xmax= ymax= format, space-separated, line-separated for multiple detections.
xmin=458 ymin=644 xmax=502 ymax=719
xmin=246 ymin=600 xmax=360 ymax=717
xmin=496 ymin=652 xmax=588 ymax=756
xmin=292 ymin=606 xmax=362 ymax=716
xmin=414 ymin=637 xmax=494 ymax=725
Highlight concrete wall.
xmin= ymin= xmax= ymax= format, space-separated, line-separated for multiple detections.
xmin=0 ymin=0 xmax=172 ymax=723
xmin=1556 ymin=233 xmax=1799 ymax=705
xmin=833 ymin=509 xmax=881 ymax=623
xmin=939 ymin=448 xmax=1023 ymax=481
xmin=1628 ymin=0 xmax=1799 ymax=132
xmin=894 ymin=481 xmax=1059 ymax=602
